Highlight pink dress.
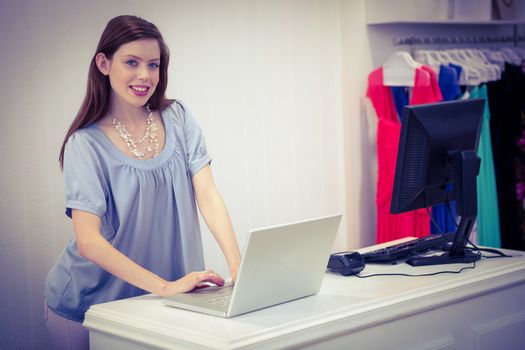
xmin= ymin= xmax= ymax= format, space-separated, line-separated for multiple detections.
xmin=366 ymin=66 xmax=443 ymax=243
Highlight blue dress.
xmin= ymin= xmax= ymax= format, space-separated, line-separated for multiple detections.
xmin=45 ymin=101 xmax=210 ymax=321
xmin=430 ymin=64 xmax=462 ymax=233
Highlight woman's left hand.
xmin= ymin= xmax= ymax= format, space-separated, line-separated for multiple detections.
xmin=230 ymin=263 xmax=240 ymax=282
xmin=161 ymin=270 xmax=225 ymax=296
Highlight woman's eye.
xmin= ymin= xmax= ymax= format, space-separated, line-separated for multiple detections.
xmin=149 ymin=62 xmax=160 ymax=69
xmin=125 ymin=60 xmax=138 ymax=67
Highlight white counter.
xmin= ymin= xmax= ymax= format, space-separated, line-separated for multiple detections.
xmin=84 ymin=246 xmax=525 ymax=349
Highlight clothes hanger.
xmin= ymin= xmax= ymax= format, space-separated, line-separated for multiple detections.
xmin=437 ymin=50 xmax=482 ymax=86
xmin=512 ymin=47 xmax=525 ymax=60
xmin=465 ymin=49 xmax=500 ymax=81
xmin=501 ymin=48 xmax=523 ymax=65
xmin=432 ymin=50 xmax=467 ymax=84
xmin=416 ymin=49 xmax=484 ymax=85
xmin=498 ymin=48 xmax=517 ymax=64
xmin=448 ymin=49 xmax=489 ymax=85
xmin=414 ymin=50 xmax=441 ymax=73
xmin=382 ymin=51 xmax=421 ymax=87
xmin=481 ymin=49 xmax=506 ymax=72
xmin=477 ymin=49 xmax=501 ymax=81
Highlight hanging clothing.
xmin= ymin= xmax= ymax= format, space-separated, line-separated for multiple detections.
xmin=488 ymin=63 xmax=525 ymax=250
xmin=430 ymin=64 xmax=461 ymax=234
xmin=448 ymin=63 xmax=463 ymax=87
xmin=366 ymin=66 xmax=443 ymax=243
xmin=438 ymin=64 xmax=462 ymax=101
xmin=390 ymin=86 xmax=409 ymax=121
xmin=470 ymin=85 xmax=501 ymax=247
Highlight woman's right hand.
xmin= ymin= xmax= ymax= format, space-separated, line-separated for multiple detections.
xmin=160 ymin=270 xmax=225 ymax=297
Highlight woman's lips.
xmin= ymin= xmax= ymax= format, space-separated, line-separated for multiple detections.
xmin=130 ymin=85 xmax=149 ymax=96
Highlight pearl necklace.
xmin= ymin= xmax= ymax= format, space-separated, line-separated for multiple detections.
xmin=112 ymin=105 xmax=160 ymax=160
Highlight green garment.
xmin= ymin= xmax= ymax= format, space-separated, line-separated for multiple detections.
xmin=471 ymin=85 xmax=501 ymax=247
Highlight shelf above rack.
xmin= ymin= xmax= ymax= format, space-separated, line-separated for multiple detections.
xmin=367 ymin=20 xmax=525 ymax=26
xmin=365 ymin=0 xmax=525 ymax=26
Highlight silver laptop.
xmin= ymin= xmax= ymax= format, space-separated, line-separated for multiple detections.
xmin=162 ymin=214 xmax=342 ymax=318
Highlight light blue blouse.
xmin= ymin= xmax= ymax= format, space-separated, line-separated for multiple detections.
xmin=45 ymin=101 xmax=210 ymax=322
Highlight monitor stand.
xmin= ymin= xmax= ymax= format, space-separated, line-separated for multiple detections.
xmin=405 ymin=150 xmax=481 ymax=267
xmin=405 ymin=250 xmax=480 ymax=267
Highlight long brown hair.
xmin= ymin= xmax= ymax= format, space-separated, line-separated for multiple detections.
xmin=59 ymin=15 xmax=172 ymax=169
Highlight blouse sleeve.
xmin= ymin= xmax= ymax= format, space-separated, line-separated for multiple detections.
xmin=174 ymin=102 xmax=212 ymax=177
xmin=63 ymin=131 xmax=107 ymax=218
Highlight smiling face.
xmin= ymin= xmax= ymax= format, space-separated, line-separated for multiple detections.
xmin=96 ymin=38 xmax=161 ymax=109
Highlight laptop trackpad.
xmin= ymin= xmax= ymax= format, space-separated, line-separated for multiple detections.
xmin=194 ymin=283 xmax=233 ymax=301
xmin=178 ymin=283 xmax=234 ymax=312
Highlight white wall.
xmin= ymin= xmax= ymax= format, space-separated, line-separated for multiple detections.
xmin=162 ymin=0 xmax=349 ymax=267
xmin=339 ymin=0 xmax=376 ymax=249
xmin=0 ymin=1 xmax=361 ymax=348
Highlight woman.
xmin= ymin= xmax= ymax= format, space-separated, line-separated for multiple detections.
xmin=45 ymin=15 xmax=241 ymax=349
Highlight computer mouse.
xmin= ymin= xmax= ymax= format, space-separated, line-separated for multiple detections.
xmin=327 ymin=251 xmax=365 ymax=276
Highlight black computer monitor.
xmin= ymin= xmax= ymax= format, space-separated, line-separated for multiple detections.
xmin=390 ymin=99 xmax=485 ymax=266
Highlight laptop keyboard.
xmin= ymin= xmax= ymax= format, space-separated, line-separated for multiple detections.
xmin=204 ymin=294 xmax=231 ymax=306
xmin=200 ymin=284 xmax=233 ymax=307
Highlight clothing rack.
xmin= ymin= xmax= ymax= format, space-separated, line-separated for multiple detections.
xmin=393 ymin=34 xmax=525 ymax=46
xmin=394 ymin=24 xmax=524 ymax=52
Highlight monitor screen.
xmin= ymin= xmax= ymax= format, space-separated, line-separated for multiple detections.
xmin=390 ymin=99 xmax=485 ymax=265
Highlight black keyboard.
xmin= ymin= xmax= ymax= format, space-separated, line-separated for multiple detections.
xmin=362 ymin=233 xmax=454 ymax=263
